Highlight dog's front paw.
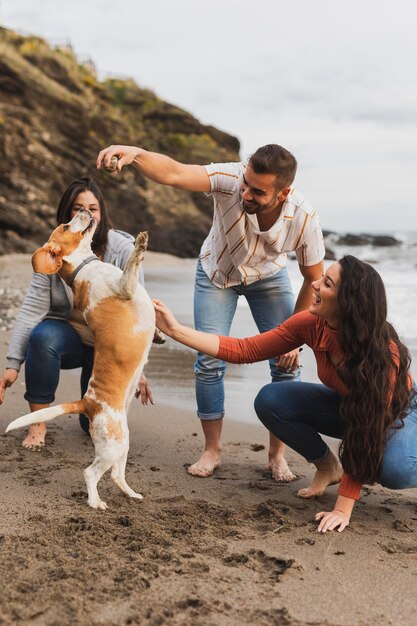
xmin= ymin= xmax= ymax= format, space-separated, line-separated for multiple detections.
xmin=135 ymin=231 xmax=149 ymax=252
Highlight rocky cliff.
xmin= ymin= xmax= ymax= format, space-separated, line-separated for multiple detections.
xmin=0 ymin=27 xmax=240 ymax=257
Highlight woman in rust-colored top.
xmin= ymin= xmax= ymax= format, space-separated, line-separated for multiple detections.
xmin=153 ymin=255 xmax=416 ymax=533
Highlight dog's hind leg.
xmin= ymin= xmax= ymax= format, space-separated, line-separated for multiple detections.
xmin=118 ymin=231 xmax=148 ymax=299
xmin=111 ymin=448 xmax=143 ymax=500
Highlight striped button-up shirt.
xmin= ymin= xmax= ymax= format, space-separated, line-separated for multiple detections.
xmin=200 ymin=161 xmax=325 ymax=288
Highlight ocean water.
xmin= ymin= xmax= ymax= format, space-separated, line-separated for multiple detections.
xmin=322 ymin=231 xmax=417 ymax=355
xmin=144 ymin=232 xmax=417 ymax=424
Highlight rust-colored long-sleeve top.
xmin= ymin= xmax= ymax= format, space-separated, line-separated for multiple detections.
xmin=217 ymin=310 xmax=409 ymax=500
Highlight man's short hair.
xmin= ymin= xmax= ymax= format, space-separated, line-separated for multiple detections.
xmin=249 ymin=144 xmax=297 ymax=189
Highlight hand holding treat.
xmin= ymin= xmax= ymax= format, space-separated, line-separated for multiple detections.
xmin=97 ymin=145 xmax=142 ymax=173
xmin=103 ymin=155 xmax=119 ymax=173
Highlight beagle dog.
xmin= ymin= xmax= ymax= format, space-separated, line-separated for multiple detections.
xmin=6 ymin=210 xmax=155 ymax=510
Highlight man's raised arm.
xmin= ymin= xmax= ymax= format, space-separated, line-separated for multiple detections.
xmin=294 ymin=261 xmax=324 ymax=313
xmin=97 ymin=145 xmax=210 ymax=192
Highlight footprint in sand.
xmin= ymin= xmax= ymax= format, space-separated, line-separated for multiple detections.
xmin=295 ymin=537 xmax=316 ymax=546
xmin=393 ymin=519 xmax=414 ymax=533
xmin=378 ymin=540 xmax=417 ymax=554
xmin=249 ymin=550 xmax=295 ymax=581
xmin=248 ymin=480 xmax=273 ymax=490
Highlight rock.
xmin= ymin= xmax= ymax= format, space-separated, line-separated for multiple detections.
xmin=370 ymin=235 xmax=401 ymax=247
xmin=324 ymin=247 xmax=337 ymax=260
xmin=336 ymin=234 xmax=371 ymax=246
xmin=0 ymin=27 xmax=240 ymax=258
xmin=334 ymin=233 xmax=401 ymax=247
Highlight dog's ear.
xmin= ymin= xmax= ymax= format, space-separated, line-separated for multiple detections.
xmin=32 ymin=243 xmax=63 ymax=274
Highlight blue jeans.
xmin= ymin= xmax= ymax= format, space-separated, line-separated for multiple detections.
xmin=255 ymin=381 xmax=417 ymax=490
xmin=24 ymin=319 xmax=94 ymax=404
xmin=194 ymin=260 xmax=298 ymax=420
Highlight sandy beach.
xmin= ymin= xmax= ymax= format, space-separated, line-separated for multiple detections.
xmin=1 ymin=253 xmax=417 ymax=626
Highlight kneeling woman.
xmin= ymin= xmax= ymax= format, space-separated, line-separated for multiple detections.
xmin=153 ymin=256 xmax=416 ymax=533
xmin=0 ymin=177 xmax=152 ymax=449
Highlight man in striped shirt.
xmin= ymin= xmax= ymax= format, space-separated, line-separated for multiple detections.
xmin=97 ymin=144 xmax=325 ymax=480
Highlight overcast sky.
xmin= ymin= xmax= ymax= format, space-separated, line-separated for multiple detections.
xmin=1 ymin=0 xmax=416 ymax=233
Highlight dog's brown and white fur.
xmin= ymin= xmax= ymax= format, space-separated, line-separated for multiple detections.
xmin=6 ymin=210 xmax=155 ymax=510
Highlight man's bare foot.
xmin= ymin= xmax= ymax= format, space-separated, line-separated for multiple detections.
xmin=268 ymin=457 xmax=297 ymax=482
xmin=22 ymin=423 xmax=46 ymax=450
xmin=297 ymin=452 xmax=343 ymax=498
xmin=187 ymin=451 xmax=221 ymax=477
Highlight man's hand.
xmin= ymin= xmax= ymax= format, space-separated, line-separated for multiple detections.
xmin=97 ymin=145 xmax=140 ymax=174
xmin=294 ymin=261 xmax=324 ymax=312
xmin=315 ymin=509 xmax=350 ymax=533
xmin=135 ymin=373 xmax=154 ymax=405
xmin=0 ymin=369 xmax=18 ymax=404
xmin=275 ymin=348 xmax=299 ymax=372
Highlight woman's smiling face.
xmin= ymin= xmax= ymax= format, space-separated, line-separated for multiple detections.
xmin=71 ymin=191 xmax=101 ymax=224
xmin=309 ymin=262 xmax=342 ymax=328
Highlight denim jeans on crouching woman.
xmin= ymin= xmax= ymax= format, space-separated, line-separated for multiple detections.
xmin=24 ymin=319 xmax=94 ymax=407
xmin=193 ymin=259 xmax=299 ymax=421
xmin=254 ymin=381 xmax=417 ymax=490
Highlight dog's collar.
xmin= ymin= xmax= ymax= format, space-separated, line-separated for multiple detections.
xmin=67 ymin=256 xmax=99 ymax=287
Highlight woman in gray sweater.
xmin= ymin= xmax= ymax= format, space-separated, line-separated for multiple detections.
xmin=0 ymin=177 xmax=151 ymax=448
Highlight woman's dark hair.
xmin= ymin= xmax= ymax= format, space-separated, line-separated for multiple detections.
xmin=56 ymin=177 xmax=113 ymax=258
xmin=337 ymin=255 xmax=414 ymax=484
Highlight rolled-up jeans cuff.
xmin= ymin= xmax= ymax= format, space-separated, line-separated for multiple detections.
xmin=197 ymin=411 xmax=224 ymax=422
xmin=24 ymin=391 xmax=55 ymax=404
xmin=306 ymin=444 xmax=331 ymax=464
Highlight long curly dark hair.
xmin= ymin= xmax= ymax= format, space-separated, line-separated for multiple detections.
xmin=337 ymin=256 xmax=414 ymax=484
xmin=56 ymin=177 xmax=113 ymax=258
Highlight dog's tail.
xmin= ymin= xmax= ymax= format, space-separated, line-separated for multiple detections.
xmin=5 ymin=400 xmax=86 ymax=433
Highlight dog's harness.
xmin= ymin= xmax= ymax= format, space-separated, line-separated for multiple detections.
xmin=67 ymin=256 xmax=100 ymax=287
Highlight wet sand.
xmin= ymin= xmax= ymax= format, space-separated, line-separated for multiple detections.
xmin=1 ymin=253 xmax=417 ymax=626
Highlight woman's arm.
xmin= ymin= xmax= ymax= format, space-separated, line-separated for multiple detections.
xmin=153 ymin=300 xmax=219 ymax=355
xmin=315 ymin=495 xmax=355 ymax=533
xmin=154 ymin=301 xmax=307 ymax=363
xmin=0 ymin=368 xmax=18 ymax=404
xmin=2 ymin=273 xmax=52 ymax=402
xmin=6 ymin=273 xmax=52 ymax=371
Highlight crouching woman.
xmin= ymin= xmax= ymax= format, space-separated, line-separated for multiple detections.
xmin=153 ymin=255 xmax=416 ymax=532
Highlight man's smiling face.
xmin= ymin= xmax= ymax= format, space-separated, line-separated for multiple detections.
xmin=239 ymin=165 xmax=290 ymax=215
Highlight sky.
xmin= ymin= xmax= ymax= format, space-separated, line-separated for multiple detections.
xmin=1 ymin=0 xmax=416 ymax=233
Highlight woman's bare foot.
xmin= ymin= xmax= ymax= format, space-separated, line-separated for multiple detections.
xmin=297 ymin=451 xmax=343 ymax=498
xmin=268 ymin=435 xmax=297 ymax=482
xmin=187 ymin=450 xmax=221 ymax=477
xmin=22 ymin=423 xmax=46 ymax=450
xmin=268 ymin=456 xmax=297 ymax=482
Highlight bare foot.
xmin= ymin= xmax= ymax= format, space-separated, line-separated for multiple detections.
xmin=22 ymin=423 xmax=46 ymax=450
xmin=297 ymin=453 xmax=343 ymax=498
xmin=268 ymin=456 xmax=297 ymax=482
xmin=187 ymin=451 xmax=221 ymax=477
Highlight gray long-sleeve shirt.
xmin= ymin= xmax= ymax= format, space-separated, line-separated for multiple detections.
xmin=7 ymin=230 xmax=144 ymax=371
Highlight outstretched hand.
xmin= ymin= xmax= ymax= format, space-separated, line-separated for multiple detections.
xmin=153 ymin=299 xmax=180 ymax=336
xmin=315 ymin=509 xmax=350 ymax=533
xmin=0 ymin=369 xmax=18 ymax=404
xmin=135 ymin=373 xmax=154 ymax=405
xmin=276 ymin=348 xmax=300 ymax=372
xmin=96 ymin=145 xmax=140 ymax=174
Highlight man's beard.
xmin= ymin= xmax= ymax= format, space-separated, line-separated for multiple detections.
xmin=240 ymin=198 xmax=260 ymax=214
xmin=240 ymin=194 xmax=280 ymax=215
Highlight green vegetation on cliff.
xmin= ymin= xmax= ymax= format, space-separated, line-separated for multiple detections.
xmin=0 ymin=27 xmax=240 ymax=256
